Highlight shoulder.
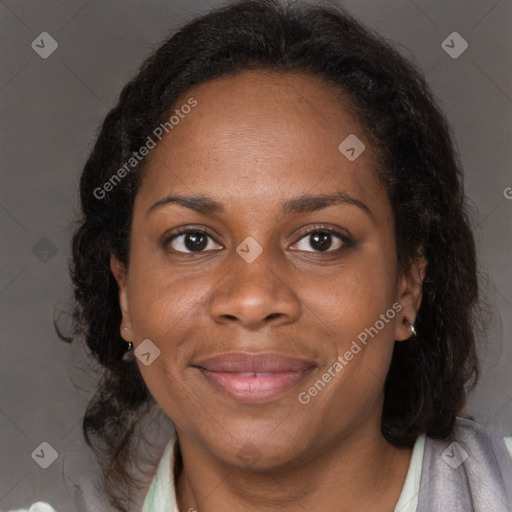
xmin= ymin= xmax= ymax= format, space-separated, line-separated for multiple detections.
xmin=454 ymin=415 xmax=512 ymax=441
xmin=416 ymin=417 xmax=512 ymax=512
xmin=450 ymin=417 xmax=512 ymax=460
xmin=434 ymin=416 xmax=512 ymax=473
xmin=142 ymin=433 xmax=180 ymax=511
xmin=504 ymin=436 xmax=512 ymax=458
xmin=6 ymin=503 xmax=57 ymax=512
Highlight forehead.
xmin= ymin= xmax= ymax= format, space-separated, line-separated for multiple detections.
xmin=137 ymin=70 xmax=386 ymax=213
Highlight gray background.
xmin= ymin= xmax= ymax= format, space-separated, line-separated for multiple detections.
xmin=1 ymin=0 xmax=511 ymax=510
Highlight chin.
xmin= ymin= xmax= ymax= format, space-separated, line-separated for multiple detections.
xmin=203 ymin=424 xmax=312 ymax=471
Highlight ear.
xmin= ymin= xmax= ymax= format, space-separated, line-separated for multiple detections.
xmin=110 ymin=253 xmax=133 ymax=342
xmin=394 ymin=253 xmax=428 ymax=341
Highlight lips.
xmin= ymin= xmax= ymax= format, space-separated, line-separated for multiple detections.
xmin=193 ymin=352 xmax=316 ymax=403
xmin=194 ymin=353 xmax=314 ymax=373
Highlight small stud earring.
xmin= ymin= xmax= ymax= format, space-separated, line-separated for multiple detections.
xmin=409 ymin=322 xmax=417 ymax=337
xmin=127 ymin=341 xmax=133 ymax=351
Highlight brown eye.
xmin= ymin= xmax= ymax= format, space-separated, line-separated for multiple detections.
xmin=166 ymin=230 xmax=223 ymax=254
xmin=291 ymin=229 xmax=347 ymax=253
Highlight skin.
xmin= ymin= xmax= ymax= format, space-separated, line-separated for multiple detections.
xmin=111 ymin=69 xmax=427 ymax=512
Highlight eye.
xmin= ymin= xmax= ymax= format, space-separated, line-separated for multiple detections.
xmin=165 ymin=229 xmax=223 ymax=254
xmin=291 ymin=228 xmax=349 ymax=253
xmin=163 ymin=226 xmax=351 ymax=255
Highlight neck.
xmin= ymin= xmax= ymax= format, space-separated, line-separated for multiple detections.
xmin=175 ymin=420 xmax=413 ymax=512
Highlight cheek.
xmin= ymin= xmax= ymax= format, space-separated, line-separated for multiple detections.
xmin=301 ymin=242 xmax=398 ymax=391
xmin=126 ymin=268 xmax=207 ymax=419
xmin=126 ymin=248 xmax=214 ymax=338
xmin=125 ymin=252 xmax=215 ymax=386
xmin=307 ymin=245 xmax=397 ymax=336
xmin=302 ymin=274 xmax=398 ymax=426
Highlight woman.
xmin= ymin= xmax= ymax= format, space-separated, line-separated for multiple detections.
xmin=13 ymin=0 xmax=512 ymax=511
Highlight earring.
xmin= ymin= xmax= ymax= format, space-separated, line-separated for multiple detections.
xmin=122 ymin=340 xmax=134 ymax=362
xmin=122 ymin=327 xmax=133 ymax=349
xmin=409 ymin=322 xmax=417 ymax=337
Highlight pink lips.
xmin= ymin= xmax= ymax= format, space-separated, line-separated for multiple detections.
xmin=194 ymin=353 xmax=315 ymax=403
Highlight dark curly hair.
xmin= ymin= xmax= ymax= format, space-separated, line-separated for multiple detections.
xmin=63 ymin=0 xmax=484 ymax=509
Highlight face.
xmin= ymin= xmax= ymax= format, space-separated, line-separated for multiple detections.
xmin=112 ymin=70 xmax=425 ymax=470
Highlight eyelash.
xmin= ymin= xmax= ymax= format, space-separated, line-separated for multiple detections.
xmin=163 ymin=224 xmax=353 ymax=256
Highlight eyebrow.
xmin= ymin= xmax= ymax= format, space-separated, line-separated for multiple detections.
xmin=146 ymin=191 xmax=373 ymax=219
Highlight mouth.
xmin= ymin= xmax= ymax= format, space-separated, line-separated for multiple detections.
xmin=193 ymin=352 xmax=316 ymax=403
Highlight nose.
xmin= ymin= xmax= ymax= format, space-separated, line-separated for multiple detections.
xmin=208 ymin=249 xmax=301 ymax=330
